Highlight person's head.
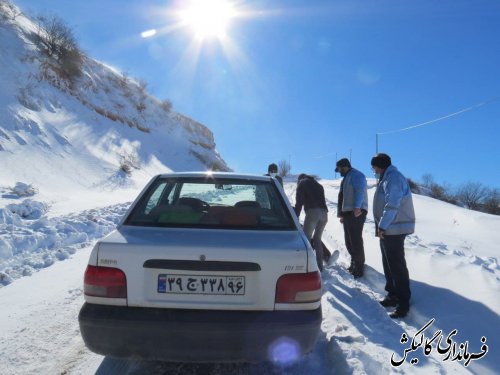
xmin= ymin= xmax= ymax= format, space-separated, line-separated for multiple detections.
xmin=335 ymin=158 xmax=351 ymax=177
xmin=297 ymin=173 xmax=308 ymax=182
xmin=371 ymin=153 xmax=392 ymax=177
xmin=268 ymin=163 xmax=278 ymax=177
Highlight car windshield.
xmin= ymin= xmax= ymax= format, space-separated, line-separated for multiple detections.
xmin=124 ymin=176 xmax=295 ymax=230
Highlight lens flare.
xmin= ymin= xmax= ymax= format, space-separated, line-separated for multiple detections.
xmin=141 ymin=29 xmax=157 ymax=38
xmin=268 ymin=337 xmax=301 ymax=365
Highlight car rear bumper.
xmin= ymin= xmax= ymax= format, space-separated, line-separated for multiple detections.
xmin=78 ymin=303 xmax=322 ymax=363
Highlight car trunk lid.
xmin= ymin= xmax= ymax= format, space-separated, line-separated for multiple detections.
xmin=96 ymin=226 xmax=308 ymax=311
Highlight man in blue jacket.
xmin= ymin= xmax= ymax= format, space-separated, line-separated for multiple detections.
xmin=336 ymin=158 xmax=368 ymax=278
xmin=371 ymin=153 xmax=415 ymax=318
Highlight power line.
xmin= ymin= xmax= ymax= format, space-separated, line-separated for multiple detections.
xmin=376 ymin=95 xmax=500 ymax=151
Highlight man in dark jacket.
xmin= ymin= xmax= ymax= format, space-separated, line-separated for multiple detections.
xmin=336 ymin=158 xmax=368 ymax=278
xmin=294 ymin=174 xmax=328 ymax=270
xmin=371 ymin=153 xmax=415 ymax=319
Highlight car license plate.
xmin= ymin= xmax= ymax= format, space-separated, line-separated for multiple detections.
xmin=157 ymin=274 xmax=245 ymax=295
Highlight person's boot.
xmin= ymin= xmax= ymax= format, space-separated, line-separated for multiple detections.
xmin=352 ymin=264 xmax=364 ymax=278
xmin=347 ymin=261 xmax=355 ymax=274
xmin=379 ymin=295 xmax=398 ymax=307
xmin=390 ymin=305 xmax=409 ymax=319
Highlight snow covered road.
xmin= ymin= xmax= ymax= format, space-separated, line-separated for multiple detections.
xmin=1 ymin=181 xmax=499 ymax=374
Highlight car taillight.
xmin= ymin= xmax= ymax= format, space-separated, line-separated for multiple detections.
xmin=84 ymin=265 xmax=127 ymax=298
xmin=275 ymin=272 xmax=322 ymax=303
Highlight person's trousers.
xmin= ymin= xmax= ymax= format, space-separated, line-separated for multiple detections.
xmin=303 ymin=208 xmax=328 ymax=270
xmin=380 ymin=234 xmax=411 ymax=309
xmin=342 ymin=212 xmax=366 ymax=269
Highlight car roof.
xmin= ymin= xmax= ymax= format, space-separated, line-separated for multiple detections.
xmin=156 ymin=171 xmax=273 ymax=182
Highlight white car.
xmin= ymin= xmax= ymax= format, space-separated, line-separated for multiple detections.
xmin=78 ymin=172 xmax=322 ymax=363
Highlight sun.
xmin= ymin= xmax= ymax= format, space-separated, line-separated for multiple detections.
xmin=179 ymin=0 xmax=237 ymax=40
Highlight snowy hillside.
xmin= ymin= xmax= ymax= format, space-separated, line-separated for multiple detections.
xmin=0 ymin=1 xmax=229 ymax=215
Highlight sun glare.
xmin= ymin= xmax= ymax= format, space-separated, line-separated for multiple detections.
xmin=179 ymin=0 xmax=237 ymax=40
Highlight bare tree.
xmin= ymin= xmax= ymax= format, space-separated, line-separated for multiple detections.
xmin=138 ymin=79 xmax=148 ymax=92
xmin=160 ymin=99 xmax=173 ymax=113
xmin=36 ymin=15 xmax=77 ymax=59
xmin=278 ymin=159 xmax=291 ymax=178
xmin=456 ymin=182 xmax=488 ymax=210
xmin=59 ymin=47 xmax=84 ymax=79
xmin=426 ymin=181 xmax=457 ymax=204
xmin=407 ymin=178 xmax=420 ymax=194
xmin=483 ymin=188 xmax=500 ymax=215
xmin=429 ymin=183 xmax=445 ymax=199
xmin=35 ymin=14 xmax=83 ymax=80
xmin=421 ymin=173 xmax=434 ymax=187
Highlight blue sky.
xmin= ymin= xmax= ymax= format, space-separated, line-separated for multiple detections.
xmin=16 ymin=0 xmax=500 ymax=188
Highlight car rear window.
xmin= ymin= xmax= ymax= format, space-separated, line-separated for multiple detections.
xmin=124 ymin=177 xmax=295 ymax=230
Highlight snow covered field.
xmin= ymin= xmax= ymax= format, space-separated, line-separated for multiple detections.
xmin=1 ymin=179 xmax=498 ymax=375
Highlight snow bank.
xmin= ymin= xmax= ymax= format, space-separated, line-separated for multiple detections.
xmin=0 ymin=199 xmax=130 ymax=286
xmin=10 ymin=182 xmax=38 ymax=197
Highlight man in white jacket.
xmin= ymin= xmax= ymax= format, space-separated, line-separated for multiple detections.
xmin=371 ymin=153 xmax=415 ymax=319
